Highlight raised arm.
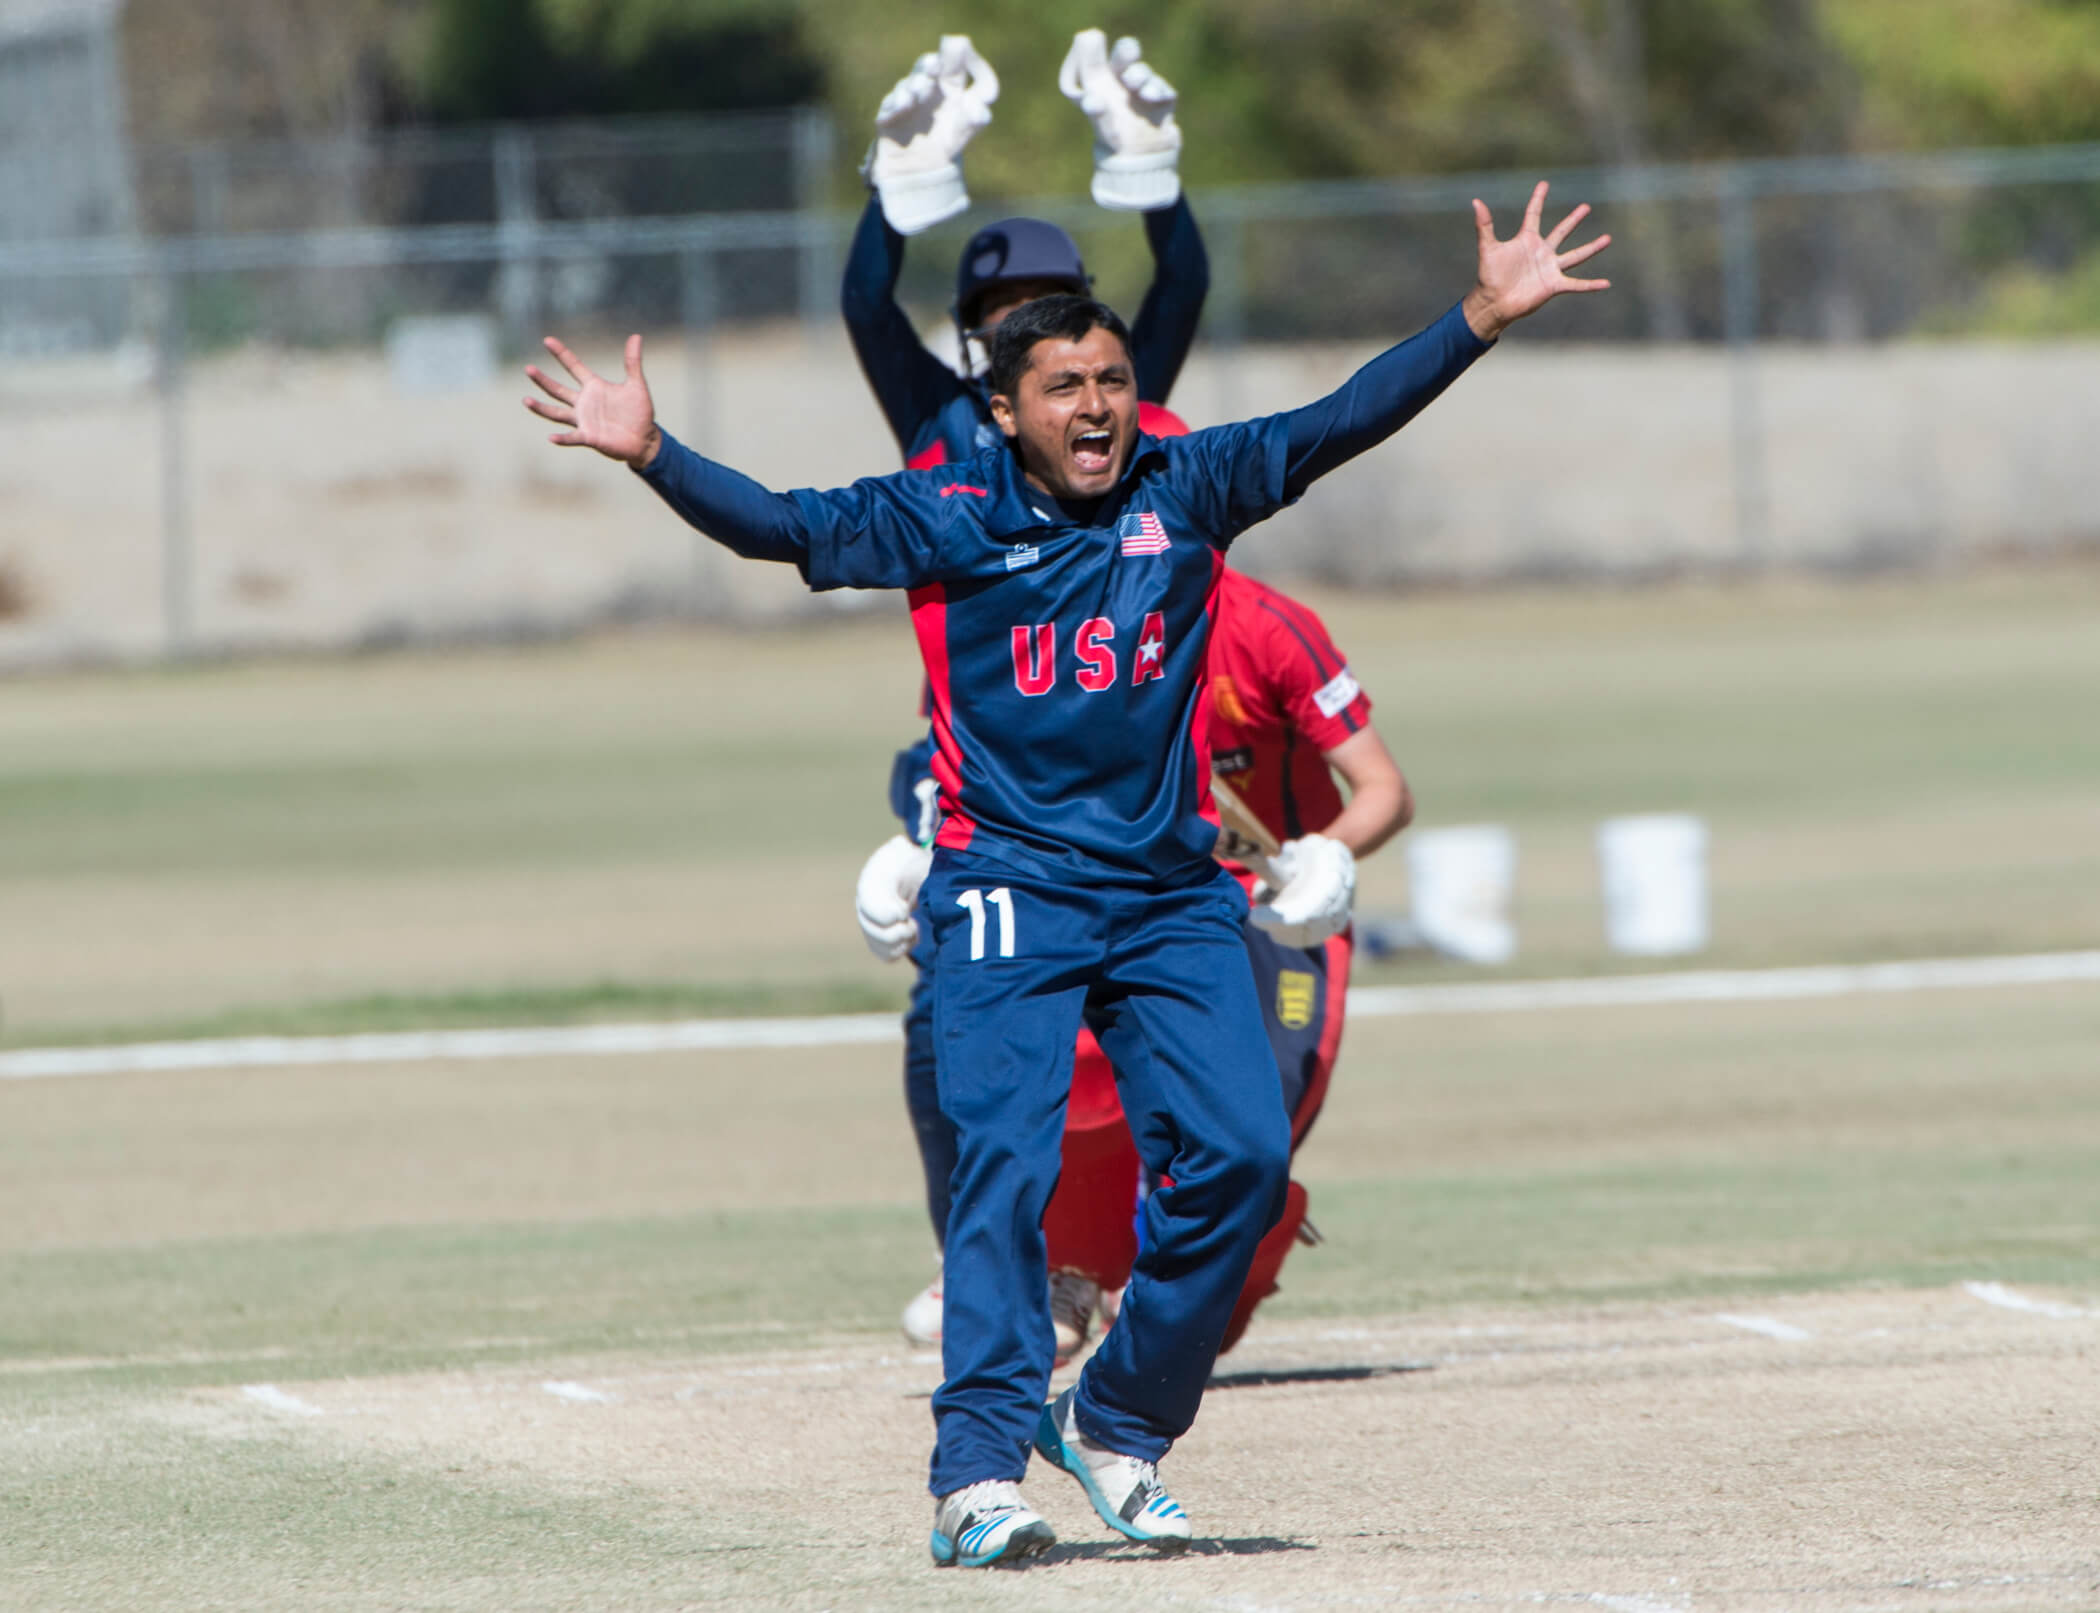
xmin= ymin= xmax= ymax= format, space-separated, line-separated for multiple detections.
xmin=1128 ymin=196 xmax=1209 ymax=403
xmin=523 ymin=333 xmax=951 ymax=589
xmin=841 ymin=194 xmax=973 ymax=459
xmin=524 ymin=334 xmax=808 ymax=564
xmin=1280 ymin=182 xmax=1610 ymax=499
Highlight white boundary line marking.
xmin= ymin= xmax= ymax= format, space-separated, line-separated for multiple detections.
xmin=1713 ymin=1313 xmax=1814 ymax=1342
xmin=241 ymin=1384 xmax=324 ymax=1416
xmin=541 ymin=1380 xmax=615 ymax=1404
xmin=1963 ymin=1281 xmax=2095 ymax=1320
xmin=3 ymin=949 xmax=2095 ymax=1082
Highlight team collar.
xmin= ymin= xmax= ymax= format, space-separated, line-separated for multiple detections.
xmin=974 ymin=433 xmax=1171 ymax=540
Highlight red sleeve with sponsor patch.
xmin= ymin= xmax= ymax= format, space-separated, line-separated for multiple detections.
xmin=1205 ymin=570 xmax=1373 ymax=845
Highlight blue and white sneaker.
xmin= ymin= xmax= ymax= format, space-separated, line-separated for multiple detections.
xmin=1034 ymin=1387 xmax=1192 ymax=1552
xmin=929 ymin=1479 xmax=1056 ymax=1568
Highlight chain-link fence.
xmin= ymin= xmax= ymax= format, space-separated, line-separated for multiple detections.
xmin=4 ymin=123 xmax=2099 ymax=662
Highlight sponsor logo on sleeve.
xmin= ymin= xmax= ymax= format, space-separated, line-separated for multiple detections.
xmin=1312 ymin=667 xmax=1361 ymax=719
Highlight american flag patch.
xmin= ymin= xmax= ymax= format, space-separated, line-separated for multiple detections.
xmin=1117 ymin=511 xmax=1171 ymax=556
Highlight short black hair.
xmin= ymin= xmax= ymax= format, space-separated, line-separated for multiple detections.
xmin=986 ymin=294 xmax=1133 ymax=399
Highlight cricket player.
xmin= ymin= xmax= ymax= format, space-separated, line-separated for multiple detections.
xmin=522 ymin=181 xmax=1609 ymax=1566
xmin=845 ymin=29 xmax=1205 ymax=473
xmin=864 ymin=426 xmax=1414 ymax=1361
xmin=845 ymin=27 xmax=1208 ymax=1351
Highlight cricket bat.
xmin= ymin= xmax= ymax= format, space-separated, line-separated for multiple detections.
xmin=1210 ymin=773 xmax=1283 ymax=884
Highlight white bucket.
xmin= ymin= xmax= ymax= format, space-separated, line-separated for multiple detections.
xmin=1407 ymin=824 xmax=1517 ymax=965
xmin=1596 ymin=813 xmax=1709 ymax=956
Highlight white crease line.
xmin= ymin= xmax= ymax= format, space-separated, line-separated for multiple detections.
xmin=541 ymin=1380 xmax=614 ymax=1404
xmin=4 ymin=949 xmax=2093 ymax=1080
xmin=1350 ymin=949 xmax=2100 ymax=1017
xmin=1963 ymin=1281 xmax=2096 ymax=1320
xmin=241 ymin=1384 xmax=323 ymax=1417
xmin=1713 ymin=1313 xmax=1813 ymax=1342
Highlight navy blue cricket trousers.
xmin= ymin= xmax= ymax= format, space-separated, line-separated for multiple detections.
xmin=921 ymin=847 xmax=1292 ymax=1495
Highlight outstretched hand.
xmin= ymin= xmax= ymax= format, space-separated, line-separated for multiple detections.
xmin=1461 ymin=182 xmax=1612 ymax=343
xmin=524 ymin=334 xmax=661 ymax=470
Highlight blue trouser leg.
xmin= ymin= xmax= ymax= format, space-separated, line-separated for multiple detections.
xmin=1074 ymin=866 xmax=1292 ymax=1461
xmin=922 ymin=852 xmax=1099 ymax=1495
xmin=921 ymin=852 xmax=1289 ymax=1491
xmin=899 ymin=910 xmax=954 ymax=1247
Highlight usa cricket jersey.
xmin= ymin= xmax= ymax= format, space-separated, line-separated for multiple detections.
xmin=639 ymin=300 xmax=1490 ymax=883
xmin=818 ymin=423 xmax=1294 ymax=884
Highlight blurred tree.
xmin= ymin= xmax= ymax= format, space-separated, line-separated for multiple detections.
xmin=1827 ymin=0 xmax=2100 ymax=148
xmin=423 ymin=0 xmax=822 ymax=120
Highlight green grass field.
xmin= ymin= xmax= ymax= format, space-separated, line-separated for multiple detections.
xmin=2 ymin=568 xmax=2098 ymax=1608
xmin=2 ymin=567 xmax=2097 ymax=1042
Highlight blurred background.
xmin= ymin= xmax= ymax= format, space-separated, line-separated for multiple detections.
xmin=1 ymin=0 xmax=2096 ymax=1044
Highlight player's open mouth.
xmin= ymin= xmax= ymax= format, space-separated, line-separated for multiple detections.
xmin=1071 ymin=429 xmax=1115 ymax=474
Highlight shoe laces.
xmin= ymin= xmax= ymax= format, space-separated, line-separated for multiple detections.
xmin=953 ymin=1478 xmax=1026 ymax=1517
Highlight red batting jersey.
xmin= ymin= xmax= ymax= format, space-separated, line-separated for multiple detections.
xmin=1206 ymin=569 xmax=1373 ymax=846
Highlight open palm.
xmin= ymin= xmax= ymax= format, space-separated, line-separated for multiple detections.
xmin=1463 ymin=182 xmax=1612 ymax=342
xmin=523 ymin=334 xmax=661 ymax=469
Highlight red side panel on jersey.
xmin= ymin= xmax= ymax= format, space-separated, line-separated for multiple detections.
xmin=908 ymin=583 xmax=975 ymax=852
xmin=905 ymin=441 xmax=949 ymax=471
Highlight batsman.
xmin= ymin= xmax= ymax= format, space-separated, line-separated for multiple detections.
xmin=523 ymin=183 xmax=1609 ymax=1567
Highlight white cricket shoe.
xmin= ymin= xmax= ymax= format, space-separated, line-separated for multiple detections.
xmin=1049 ymin=1270 xmax=1100 ymax=1365
xmin=929 ymin=1478 xmax=1056 ymax=1568
xmin=1034 ymin=1386 xmax=1191 ymax=1551
xmin=901 ymin=1258 xmax=943 ymax=1347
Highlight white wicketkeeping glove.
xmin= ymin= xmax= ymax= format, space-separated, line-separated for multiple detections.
xmin=1248 ymin=833 xmax=1356 ymax=948
xmin=1059 ymin=29 xmax=1181 ymax=212
xmin=864 ymin=36 xmax=999 ymax=236
xmin=856 ymin=834 xmax=934 ymax=961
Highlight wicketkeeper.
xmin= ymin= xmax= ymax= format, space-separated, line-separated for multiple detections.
xmin=523 ymin=181 xmax=1609 ymax=1567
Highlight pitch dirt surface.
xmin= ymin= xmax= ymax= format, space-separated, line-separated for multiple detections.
xmin=202 ymin=1286 xmax=2097 ymax=1612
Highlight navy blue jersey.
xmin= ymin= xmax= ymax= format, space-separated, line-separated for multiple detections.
xmin=840 ymin=195 xmax=1209 ymax=469
xmin=639 ymin=301 xmax=1489 ymax=886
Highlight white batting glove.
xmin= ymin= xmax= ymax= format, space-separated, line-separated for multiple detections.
xmin=1249 ymin=834 xmax=1356 ymax=948
xmin=865 ymin=36 xmax=999 ymax=236
xmin=1059 ymin=29 xmax=1181 ymax=212
xmin=856 ymin=834 xmax=934 ymax=962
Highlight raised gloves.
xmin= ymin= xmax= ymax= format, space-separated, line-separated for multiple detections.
xmin=1249 ymin=833 xmax=1356 ymax=947
xmin=856 ymin=834 xmax=934 ymax=961
xmin=865 ymin=36 xmax=999 ymax=236
xmin=1059 ymin=29 xmax=1182 ymax=212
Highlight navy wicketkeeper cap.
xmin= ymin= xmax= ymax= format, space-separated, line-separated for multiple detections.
xmin=955 ymin=218 xmax=1091 ymax=328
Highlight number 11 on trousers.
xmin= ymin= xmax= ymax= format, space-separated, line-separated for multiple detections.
xmin=957 ymin=888 xmax=1016 ymax=960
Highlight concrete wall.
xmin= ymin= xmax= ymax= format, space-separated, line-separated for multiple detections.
xmin=3 ymin=328 xmax=2096 ymax=666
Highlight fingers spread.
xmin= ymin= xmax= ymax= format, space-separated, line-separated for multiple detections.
xmin=523 ymin=395 xmax=574 ymax=426
xmin=542 ymin=336 xmax=594 ymax=387
xmin=1472 ymin=198 xmax=1497 ymax=246
xmin=523 ymin=364 xmax=573 ymax=405
xmin=1557 ymin=233 xmax=1612 ymax=269
xmin=1545 ymin=201 xmax=1591 ymax=249
xmin=624 ymin=332 xmax=644 ymax=380
xmin=1522 ymin=180 xmax=1548 ymax=235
